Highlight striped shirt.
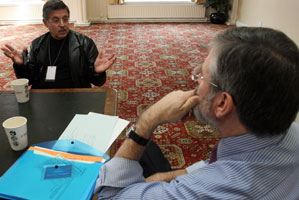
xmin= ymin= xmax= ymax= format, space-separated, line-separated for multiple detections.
xmin=94 ymin=122 xmax=299 ymax=199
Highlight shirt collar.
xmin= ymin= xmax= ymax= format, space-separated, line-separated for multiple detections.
xmin=217 ymin=132 xmax=285 ymax=160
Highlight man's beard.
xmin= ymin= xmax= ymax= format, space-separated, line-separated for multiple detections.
xmin=193 ymin=90 xmax=217 ymax=127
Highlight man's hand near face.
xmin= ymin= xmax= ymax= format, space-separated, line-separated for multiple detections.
xmin=115 ymin=90 xmax=200 ymax=161
xmin=135 ymin=90 xmax=200 ymax=139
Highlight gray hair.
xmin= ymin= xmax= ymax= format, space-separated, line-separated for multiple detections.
xmin=42 ymin=0 xmax=70 ymax=20
xmin=209 ymin=27 xmax=299 ymax=136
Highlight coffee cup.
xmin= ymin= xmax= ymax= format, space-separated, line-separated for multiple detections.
xmin=2 ymin=116 xmax=28 ymax=151
xmin=11 ymin=78 xmax=29 ymax=103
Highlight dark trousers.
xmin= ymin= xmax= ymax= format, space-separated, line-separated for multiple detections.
xmin=140 ymin=140 xmax=172 ymax=178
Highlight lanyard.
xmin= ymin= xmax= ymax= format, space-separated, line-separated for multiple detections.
xmin=48 ymin=37 xmax=66 ymax=66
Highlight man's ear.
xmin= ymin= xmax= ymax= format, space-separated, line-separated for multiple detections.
xmin=43 ymin=19 xmax=49 ymax=28
xmin=213 ymin=92 xmax=234 ymax=119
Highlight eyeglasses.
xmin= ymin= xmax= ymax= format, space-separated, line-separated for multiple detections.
xmin=191 ymin=73 xmax=219 ymax=88
xmin=48 ymin=17 xmax=69 ymax=25
xmin=191 ymin=67 xmax=238 ymax=105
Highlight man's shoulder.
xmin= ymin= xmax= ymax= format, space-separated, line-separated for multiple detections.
xmin=290 ymin=121 xmax=299 ymax=130
xmin=286 ymin=122 xmax=299 ymax=140
xmin=70 ymin=30 xmax=93 ymax=42
xmin=31 ymin=32 xmax=48 ymax=47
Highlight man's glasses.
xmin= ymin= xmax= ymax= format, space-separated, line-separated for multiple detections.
xmin=191 ymin=73 xmax=219 ymax=88
xmin=48 ymin=17 xmax=69 ymax=25
xmin=191 ymin=66 xmax=237 ymax=105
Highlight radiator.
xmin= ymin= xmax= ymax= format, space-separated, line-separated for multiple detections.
xmin=108 ymin=4 xmax=206 ymax=19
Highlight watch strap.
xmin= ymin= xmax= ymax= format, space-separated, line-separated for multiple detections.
xmin=127 ymin=129 xmax=150 ymax=146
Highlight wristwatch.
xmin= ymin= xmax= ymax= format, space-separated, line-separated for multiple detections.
xmin=126 ymin=125 xmax=151 ymax=146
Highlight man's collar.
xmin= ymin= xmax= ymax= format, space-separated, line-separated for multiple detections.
xmin=217 ymin=132 xmax=285 ymax=160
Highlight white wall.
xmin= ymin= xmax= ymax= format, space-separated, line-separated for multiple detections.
xmin=0 ymin=0 xmax=89 ymax=26
xmin=0 ymin=2 xmax=44 ymax=24
xmin=237 ymin=0 xmax=299 ymax=46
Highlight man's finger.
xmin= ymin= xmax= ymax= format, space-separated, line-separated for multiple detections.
xmin=3 ymin=52 xmax=11 ymax=58
xmin=95 ymin=56 xmax=116 ymax=73
xmin=103 ymin=54 xmax=115 ymax=62
xmin=183 ymin=95 xmax=199 ymax=111
xmin=98 ymin=49 xmax=103 ymax=58
xmin=5 ymin=44 xmax=14 ymax=52
xmin=181 ymin=109 xmax=197 ymax=122
xmin=1 ymin=47 xmax=10 ymax=55
xmin=104 ymin=57 xmax=116 ymax=68
xmin=184 ymin=90 xmax=197 ymax=98
xmin=108 ymin=54 xmax=115 ymax=60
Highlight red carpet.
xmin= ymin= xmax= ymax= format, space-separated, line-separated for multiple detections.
xmin=0 ymin=23 xmax=228 ymax=169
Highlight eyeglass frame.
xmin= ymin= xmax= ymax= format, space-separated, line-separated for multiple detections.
xmin=47 ymin=17 xmax=70 ymax=25
xmin=191 ymin=73 xmax=219 ymax=88
xmin=191 ymin=68 xmax=237 ymax=105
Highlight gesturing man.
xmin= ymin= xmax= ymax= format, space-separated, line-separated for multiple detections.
xmin=1 ymin=0 xmax=116 ymax=89
xmin=94 ymin=27 xmax=299 ymax=199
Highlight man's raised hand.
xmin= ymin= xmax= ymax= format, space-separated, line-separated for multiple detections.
xmin=94 ymin=49 xmax=117 ymax=73
xmin=1 ymin=44 xmax=26 ymax=65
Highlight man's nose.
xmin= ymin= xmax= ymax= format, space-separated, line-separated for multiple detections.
xmin=58 ymin=19 xmax=65 ymax=26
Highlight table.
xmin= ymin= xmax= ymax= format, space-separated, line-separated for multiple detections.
xmin=0 ymin=87 xmax=117 ymax=176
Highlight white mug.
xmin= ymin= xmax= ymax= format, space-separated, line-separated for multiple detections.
xmin=11 ymin=78 xmax=29 ymax=103
xmin=2 ymin=116 xmax=28 ymax=151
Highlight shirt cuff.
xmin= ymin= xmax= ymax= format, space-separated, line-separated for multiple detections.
xmin=186 ymin=160 xmax=208 ymax=173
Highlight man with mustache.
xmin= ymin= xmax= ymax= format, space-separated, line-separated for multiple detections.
xmin=94 ymin=27 xmax=299 ymax=199
xmin=1 ymin=0 xmax=116 ymax=89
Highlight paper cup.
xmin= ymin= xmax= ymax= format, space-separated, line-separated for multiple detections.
xmin=2 ymin=116 xmax=28 ymax=151
xmin=11 ymin=78 xmax=29 ymax=103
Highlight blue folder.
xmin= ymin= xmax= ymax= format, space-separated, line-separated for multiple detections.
xmin=0 ymin=139 xmax=109 ymax=200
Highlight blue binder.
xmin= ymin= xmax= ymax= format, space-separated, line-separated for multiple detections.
xmin=0 ymin=139 xmax=109 ymax=200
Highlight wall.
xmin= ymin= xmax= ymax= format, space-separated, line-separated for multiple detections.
xmin=87 ymin=0 xmax=108 ymax=22
xmin=0 ymin=0 xmax=89 ymax=26
xmin=237 ymin=0 xmax=299 ymax=46
xmin=0 ymin=2 xmax=44 ymax=24
xmin=0 ymin=0 xmax=235 ymax=24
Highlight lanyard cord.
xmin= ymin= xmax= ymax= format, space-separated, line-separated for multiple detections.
xmin=48 ymin=37 xmax=66 ymax=66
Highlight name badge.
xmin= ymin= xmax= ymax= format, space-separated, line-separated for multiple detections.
xmin=46 ymin=66 xmax=56 ymax=81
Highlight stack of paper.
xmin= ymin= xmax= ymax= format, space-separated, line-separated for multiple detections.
xmin=59 ymin=112 xmax=129 ymax=153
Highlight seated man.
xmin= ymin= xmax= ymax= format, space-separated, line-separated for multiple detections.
xmin=94 ymin=27 xmax=299 ymax=199
xmin=1 ymin=0 xmax=116 ymax=89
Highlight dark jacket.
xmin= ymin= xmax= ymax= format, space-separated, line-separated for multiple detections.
xmin=13 ymin=30 xmax=106 ymax=88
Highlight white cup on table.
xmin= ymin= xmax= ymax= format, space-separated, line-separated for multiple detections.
xmin=2 ymin=116 xmax=28 ymax=151
xmin=11 ymin=78 xmax=29 ymax=103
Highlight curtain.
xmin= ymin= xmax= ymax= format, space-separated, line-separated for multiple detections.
xmin=191 ymin=0 xmax=206 ymax=4
xmin=108 ymin=0 xmax=125 ymax=4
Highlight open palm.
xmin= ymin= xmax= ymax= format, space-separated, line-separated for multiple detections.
xmin=1 ymin=44 xmax=27 ymax=65
xmin=94 ymin=49 xmax=116 ymax=73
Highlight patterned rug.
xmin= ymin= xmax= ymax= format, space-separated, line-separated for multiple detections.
xmin=0 ymin=23 xmax=228 ymax=169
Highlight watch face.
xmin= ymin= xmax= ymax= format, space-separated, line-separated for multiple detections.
xmin=126 ymin=125 xmax=150 ymax=146
xmin=126 ymin=125 xmax=134 ymax=137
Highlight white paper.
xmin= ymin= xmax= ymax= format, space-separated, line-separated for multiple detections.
xmin=59 ymin=113 xmax=129 ymax=153
xmin=88 ymin=112 xmax=130 ymax=152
